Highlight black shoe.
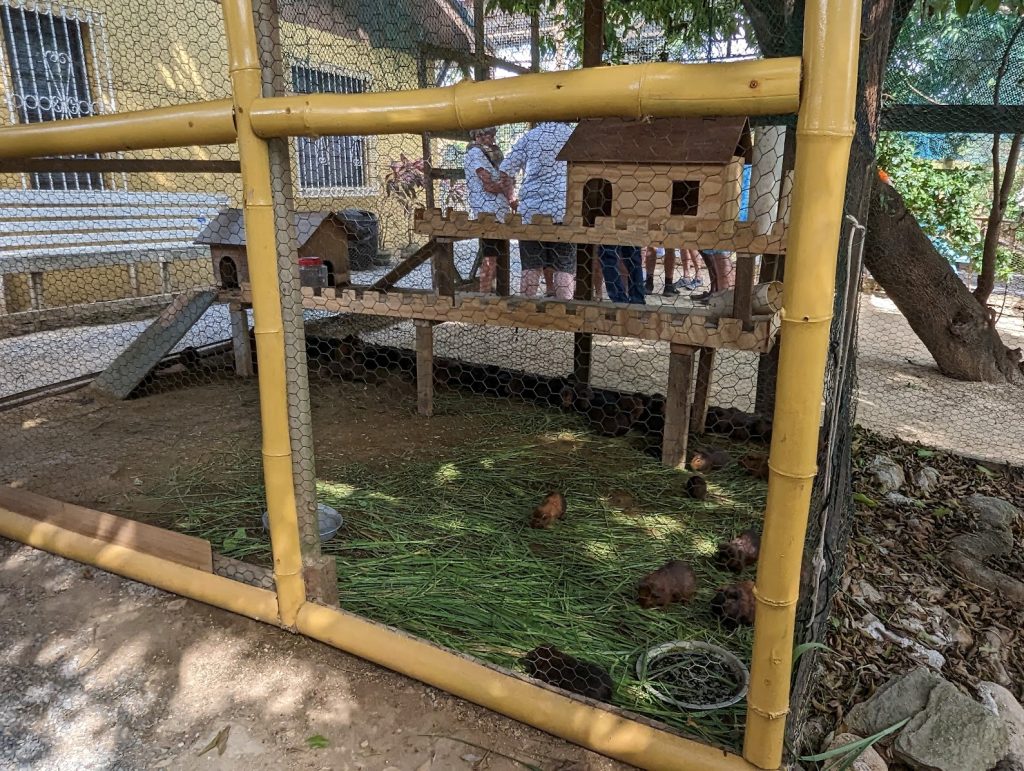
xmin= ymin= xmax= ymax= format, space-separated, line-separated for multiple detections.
xmin=662 ymin=285 xmax=680 ymax=296
xmin=644 ymin=281 xmax=655 ymax=295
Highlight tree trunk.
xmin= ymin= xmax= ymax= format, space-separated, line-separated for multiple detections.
xmin=977 ymin=131 xmax=1023 ymax=304
xmin=865 ymin=181 xmax=1024 ymax=383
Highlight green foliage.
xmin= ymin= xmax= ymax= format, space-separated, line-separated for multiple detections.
xmin=306 ymin=735 xmax=330 ymax=749
xmin=877 ymin=134 xmax=986 ymax=264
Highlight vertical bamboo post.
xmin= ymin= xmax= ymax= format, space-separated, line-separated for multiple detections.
xmin=742 ymin=0 xmax=860 ymax=768
xmin=222 ymin=0 xmax=305 ymax=627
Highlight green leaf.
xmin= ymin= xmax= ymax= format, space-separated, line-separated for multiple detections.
xmin=976 ymin=464 xmax=996 ymax=477
xmin=916 ymin=449 xmax=936 ymax=458
xmin=853 ymin=492 xmax=878 ymax=508
xmin=306 ymin=734 xmax=329 ymax=749
xmin=793 ymin=642 xmax=832 ymax=666
xmin=954 ymin=0 xmax=974 ymax=15
xmin=800 ymin=718 xmax=910 ymax=768
xmin=223 ymin=526 xmax=247 ymax=551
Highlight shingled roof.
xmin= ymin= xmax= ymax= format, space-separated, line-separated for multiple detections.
xmin=556 ymin=117 xmax=752 ymax=165
xmin=195 ymin=208 xmax=339 ymax=247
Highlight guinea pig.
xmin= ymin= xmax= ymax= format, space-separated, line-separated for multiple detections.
xmin=689 ymin=449 xmax=732 ymax=472
xmin=686 ymin=475 xmax=708 ymax=500
xmin=637 ymin=560 xmax=697 ymax=609
xmin=715 ymin=529 xmax=761 ymax=573
xmin=740 ymin=453 xmax=770 ymax=481
xmin=522 ymin=645 xmax=614 ymax=701
xmin=710 ymin=580 xmax=757 ymax=628
xmin=529 ymin=491 xmax=566 ymax=529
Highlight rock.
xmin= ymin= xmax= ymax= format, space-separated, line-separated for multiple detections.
xmin=980 ymin=629 xmax=1015 ymax=688
xmin=824 ymin=733 xmax=889 ymax=771
xmin=949 ymin=528 xmax=1014 ymax=562
xmin=856 ymin=579 xmax=885 ymax=605
xmin=867 ymin=455 xmax=906 ymax=494
xmin=846 ymin=668 xmax=945 ymax=737
xmin=963 ymin=495 xmax=1021 ymax=530
xmin=886 ymin=492 xmax=921 ymax=507
xmin=895 ymin=681 xmax=1009 ymax=771
xmin=978 ymin=681 xmax=1024 ymax=769
xmin=856 ymin=613 xmax=946 ymax=670
xmin=912 ymin=467 xmax=941 ymax=494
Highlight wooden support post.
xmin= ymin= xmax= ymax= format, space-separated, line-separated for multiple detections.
xmin=530 ymin=12 xmax=541 ymax=72
xmin=756 ymin=253 xmax=785 ymax=416
xmin=662 ymin=343 xmax=696 ymax=469
xmin=690 ymin=347 xmax=716 ymax=433
xmin=496 ymin=239 xmax=511 ymax=296
xmin=416 ymin=53 xmax=435 ymax=211
xmin=733 ymin=255 xmax=755 ymax=329
xmin=432 ymin=240 xmax=457 ymax=295
xmin=0 ymin=274 xmax=7 ymax=316
xmin=415 ymin=320 xmax=434 ymax=417
xmin=159 ymin=260 xmax=172 ymax=294
xmin=28 ymin=271 xmax=43 ymax=311
xmin=473 ymin=0 xmax=488 ymax=82
xmin=229 ymin=301 xmax=254 ymax=377
xmin=371 ymin=239 xmax=437 ymax=291
xmin=128 ymin=263 xmax=141 ymax=297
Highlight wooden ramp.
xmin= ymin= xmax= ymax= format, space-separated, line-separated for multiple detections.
xmin=91 ymin=289 xmax=218 ymax=399
xmin=0 ymin=486 xmax=213 ymax=572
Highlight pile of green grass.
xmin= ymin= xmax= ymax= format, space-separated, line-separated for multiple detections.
xmin=163 ymin=394 xmax=766 ymax=749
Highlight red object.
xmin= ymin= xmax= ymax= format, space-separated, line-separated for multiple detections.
xmin=298 ymin=257 xmax=323 ymax=267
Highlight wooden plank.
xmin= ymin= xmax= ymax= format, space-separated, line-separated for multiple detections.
xmin=662 ymin=344 xmax=695 ymax=469
xmin=229 ymin=302 xmax=254 ymax=377
xmin=90 ymin=289 xmax=217 ymax=399
xmin=732 ymin=254 xmax=756 ymax=329
xmin=1 ymin=205 xmax=226 ymax=220
xmin=496 ymin=239 xmax=511 ymax=296
xmin=370 ymin=239 xmax=437 ymax=291
xmin=2 ymin=216 xmax=213 ymax=235
xmin=432 ymin=240 xmax=457 ymax=296
xmin=690 ymin=347 xmax=717 ymax=433
xmin=128 ymin=264 xmax=141 ymax=296
xmin=2 ymin=228 xmax=202 ymax=248
xmin=28 ymin=271 xmax=43 ymax=311
xmin=0 ymin=245 xmax=207 ymax=269
xmin=415 ymin=320 xmax=434 ymax=417
xmin=0 ymin=486 xmax=214 ymax=572
xmin=0 ymin=158 xmax=241 ymax=174
xmin=0 ymin=189 xmax=229 ymax=206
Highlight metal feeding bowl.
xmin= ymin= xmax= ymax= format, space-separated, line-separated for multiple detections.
xmin=262 ymin=503 xmax=343 ymax=542
xmin=636 ymin=641 xmax=749 ymax=710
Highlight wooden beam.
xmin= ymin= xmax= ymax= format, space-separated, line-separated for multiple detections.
xmin=370 ymin=239 xmax=438 ymax=291
xmin=229 ymin=302 xmax=254 ymax=377
xmin=732 ymin=254 xmax=756 ymax=329
xmin=415 ymin=320 xmax=435 ymax=417
xmin=496 ymin=239 xmax=511 ymax=296
xmin=0 ymin=486 xmax=213 ymax=572
xmin=530 ymin=12 xmax=541 ymax=73
xmin=662 ymin=344 xmax=696 ymax=469
xmin=428 ymin=167 xmax=465 ymax=181
xmin=473 ymin=0 xmax=488 ymax=82
xmin=432 ymin=240 xmax=457 ymax=295
xmin=418 ymin=43 xmax=530 ymax=75
xmin=690 ymin=348 xmax=716 ymax=433
xmin=0 ymin=158 xmax=241 ymax=174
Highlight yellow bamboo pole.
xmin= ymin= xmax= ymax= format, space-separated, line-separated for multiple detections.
xmin=0 ymin=505 xmax=280 ymax=624
xmin=249 ymin=58 xmax=801 ymax=137
xmin=0 ymin=100 xmax=236 ymax=159
xmin=222 ymin=0 xmax=305 ymax=627
xmin=742 ymin=0 xmax=861 ymax=768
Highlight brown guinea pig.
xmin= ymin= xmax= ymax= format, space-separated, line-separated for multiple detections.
xmin=739 ymin=453 xmax=770 ymax=481
xmin=689 ymin=449 xmax=732 ymax=472
xmin=522 ymin=645 xmax=614 ymax=701
xmin=530 ymin=491 xmax=566 ymax=529
xmin=715 ymin=529 xmax=761 ymax=573
xmin=710 ymin=580 xmax=756 ymax=628
xmin=686 ymin=475 xmax=708 ymax=500
xmin=637 ymin=560 xmax=697 ymax=609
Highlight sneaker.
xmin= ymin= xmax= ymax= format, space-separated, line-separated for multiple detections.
xmin=662 ymin=285 xmax=680 ymax=296
xmin=644 ymin=279 xmax=655 ymax=295
xmin=690 ymin=277 xmax=703 ymax=289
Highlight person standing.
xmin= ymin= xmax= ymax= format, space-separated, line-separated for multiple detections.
xmin=600 ymin=245 xmax=646 ymax=304
xmin=499 ymin=121 xmax=576 ymax=300
xmin=464 ymin=127 xmax=512 ymax=293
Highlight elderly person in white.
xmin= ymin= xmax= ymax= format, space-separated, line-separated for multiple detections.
xmin=463 ymin=126 xmax=512 ymax=293
xmin=499 ymin=121 xmax=576 ymax=300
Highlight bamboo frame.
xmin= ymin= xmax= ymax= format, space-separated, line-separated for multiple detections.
xmin=0 ymin=0 xmax=861 ymax=766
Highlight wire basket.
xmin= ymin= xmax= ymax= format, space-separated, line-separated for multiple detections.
xmin=636 ymin=641 xmax=749 ymax=710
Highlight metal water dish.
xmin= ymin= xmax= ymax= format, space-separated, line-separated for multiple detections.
xmin=636 ymin=641 xmax=749 ymax=710
xmin=262 ymin=503 xmax=343 ymax=542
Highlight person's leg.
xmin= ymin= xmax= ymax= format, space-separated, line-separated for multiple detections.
xmin=548 ymin=242 xmax=576 ymax=300
xmin=714 ymin=253 xmax=736 ymax=289
xmin=662 ymin=248 xmax=677 ymax=294
xmin=623 ymin=247 xmax=646 ymax=304
xmin=518 ymin=240 xmax=543 ymax=296
xmin=599 ymin=246 xmax=628 ymax=303
xmin=699 ymin=250 xmax=718 ymax=294
xmin=686 ymin=249 xmax=703 ymax=288
xmin=643 ymin=247 xmax=656 ymax=293
xmin=543 ymin=266 xmax=555 ymax=297
xmin=479 ymin=240 xmax=498 ymax=293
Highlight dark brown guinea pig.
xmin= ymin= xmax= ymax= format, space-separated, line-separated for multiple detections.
xmin=637 ymin=560 xmax=697 ymax=609
xmin=715 ymin=529 xmax=761 ymax=573
xmin=710 ymin=580 xmax=757 ymax=628
xmin=522 ymin=645 xmax=614 ymax=701
xmin=530 ymin=491 xmax=566 ymax=529
xmin=739 ymin=453 xmax=770 ymax=481
xmin=686 ymin=474 xmax=708 ymax=500
xmin=689 ymin=449 xmax=731 ymax=472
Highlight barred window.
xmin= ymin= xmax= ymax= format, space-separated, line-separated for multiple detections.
xmin=291 ymin=63 xmax=372 ymax=195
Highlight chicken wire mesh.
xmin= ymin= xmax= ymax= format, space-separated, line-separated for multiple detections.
xmin=0 ymin=0 xmax=860 ymax=756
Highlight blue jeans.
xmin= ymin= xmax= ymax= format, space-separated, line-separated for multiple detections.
xmin=599 ymin=246 xmax=646 ymax=304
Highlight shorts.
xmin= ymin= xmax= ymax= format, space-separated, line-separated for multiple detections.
xmin=480 ymin=238 xmax=504 ymax=259
xmin=519 ymin=240 xmax=576 ymax=272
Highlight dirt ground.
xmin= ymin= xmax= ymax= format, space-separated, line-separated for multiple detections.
xmin=0 ymin=538 xmax=631 ymax=771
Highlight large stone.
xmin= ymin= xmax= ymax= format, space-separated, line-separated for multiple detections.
xmin=846 ymin=668 xmax=945 ymax=737
xmin=963 ymin=495 xmax=1021 ymax=531
xmin=824 ymin=733 xmax=889 ymax=771
xmin=950 ymin=528 xmax=1014 ymax=561
xmin=978 ymin=682 xmax=1024 ymax=770
xmin=895 ymin=681 xmax=1009 ymax=771
xmin=867 ymin=455 xmax=906 ymax=494
xmin=912 ymin=467 xmax=941 ymax=494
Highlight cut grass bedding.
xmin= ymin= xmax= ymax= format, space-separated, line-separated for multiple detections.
xmin=164 ymin=393 xmax=766 ymax=749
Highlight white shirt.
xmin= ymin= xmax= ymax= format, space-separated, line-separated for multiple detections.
xmin=464 ymin=145 xmax=509 ymax=222
xmin=499 ymin=122 xmax=575 ymax=224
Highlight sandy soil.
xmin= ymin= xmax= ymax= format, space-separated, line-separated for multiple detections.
xmin=0 ymin=538 xmax=630 ymax=771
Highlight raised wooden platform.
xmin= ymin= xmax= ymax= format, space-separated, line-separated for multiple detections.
xmin=250 ymin=286 xmax=780 ymax=353
xmin=413 ymin=208 xmax=787 ymax=254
